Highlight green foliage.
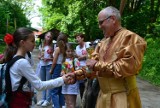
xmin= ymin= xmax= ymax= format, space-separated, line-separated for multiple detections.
xmin=0 ymin=0 xmax=31 ymax=34
xmin=139 ymin=38 xmax=160 ymax=86
xmin=149 ymin=18 xmax=160 ymax=38
xmin=40 ymin=0 xmax=108 ymax=41
xmin=122 ymin=13 xmax=148 ymax=37
xmin=122 ymin=1 xmax=150 ymax=37
xmin=40 ymin=0 xmax=160 ymax=41
xmin=0 ymin=44 xmax=5 ymax=54
xmin=0 ymin=34 xmax=5 ymax=54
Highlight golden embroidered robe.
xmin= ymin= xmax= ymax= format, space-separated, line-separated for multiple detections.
xmin=93 ymin=28 xmax=147 ymax=108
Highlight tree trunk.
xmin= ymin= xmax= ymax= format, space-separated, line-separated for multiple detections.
xmin=14 ymin=18 xmax=17 ymax=30
xmin=119 ymin=0 xmax=127 ymax=15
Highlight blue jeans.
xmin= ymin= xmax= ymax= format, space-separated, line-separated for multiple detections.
xmin=40 ymin=64 xmax=52 ymax=102
xmin=51 ymin=64 xmax=65 ymax=108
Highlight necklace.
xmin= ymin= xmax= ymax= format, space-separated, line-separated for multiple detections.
xmin=111 ymin=27 xmax=123 ymax=38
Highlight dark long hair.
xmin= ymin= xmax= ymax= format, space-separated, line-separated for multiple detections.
xmin=75 ymin=33 xmax=86 ymax=41
xmin=3 ymin=27 xmax=33 ymax=62
xmin=57 ymin=32 xmax=68 ymax=62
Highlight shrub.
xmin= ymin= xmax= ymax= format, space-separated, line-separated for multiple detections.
xmin=139 ymin=38 xmax=160 ymax=86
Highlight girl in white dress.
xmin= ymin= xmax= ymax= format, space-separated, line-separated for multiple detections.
xmin=61 ymin=43 xmax=81 ymax=108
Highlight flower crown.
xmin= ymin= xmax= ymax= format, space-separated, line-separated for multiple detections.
xmin=4 ymin=33 xmax=14 ymax=45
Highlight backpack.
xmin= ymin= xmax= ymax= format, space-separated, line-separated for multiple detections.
xmin=0 ymin=63 xmax=7 ymax=107
xmin=0 ymin=56 xmax=26 ymax=108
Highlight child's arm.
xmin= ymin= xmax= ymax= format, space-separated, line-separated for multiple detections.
xmin=61 ymin=70 xmax=65 ymax=76
xmin=49 ymin=47 xmax=60 ymax=74
xmin=38 ymin=46 xmax=44 ymax=60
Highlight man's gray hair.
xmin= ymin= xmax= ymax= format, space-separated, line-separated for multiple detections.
xmin=103 ymin=6 xmax=121 ymax=22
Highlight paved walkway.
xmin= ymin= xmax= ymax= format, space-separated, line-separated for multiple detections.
xmin=31 ymin=48 xmax=160 ymax=108
xmin=137 ymin=78 xmax=160 ymax=108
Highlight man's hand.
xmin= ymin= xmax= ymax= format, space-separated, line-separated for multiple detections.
xmin=43 ymin=58 xmax=48 ymax=62
xmin=74 ymin=69 xmax=86 ymax=80
xmin=86 ymin=59 xmax=97 ymax=70
xmin=78 ymin=55 xmax=87 ymax=61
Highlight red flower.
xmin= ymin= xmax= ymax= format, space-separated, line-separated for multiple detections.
xmin=4 ymin=33 xmax=14 ymax=45
xmin=82 ymin=50 xmax=87 ymax=55
xmin=47 ymin=49 xmax=53 ymax=54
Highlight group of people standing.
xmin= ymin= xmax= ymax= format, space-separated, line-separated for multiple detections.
xmin=0 ymin=6 xmax=147 ymax=108
xmin=36 ymin=30 xmax=91 ymax=108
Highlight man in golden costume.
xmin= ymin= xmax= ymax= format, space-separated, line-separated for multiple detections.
xmin=86 ymin=6 xmax=147 ymax=108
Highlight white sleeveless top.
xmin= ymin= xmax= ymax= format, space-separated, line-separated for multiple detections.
xmin=75 ymin=42 xmax=90 ymax=67
xmin=39 ymin=45 xmax=53 ymax=66
xmin=53 ymin=53 xmax=63 ymax=64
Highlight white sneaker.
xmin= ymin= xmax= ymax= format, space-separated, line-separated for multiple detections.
xmin=62 ymin=106 xmax=66 ymax=108
xmin=41 ymin=100 xmax=50 ymax=107
xmin=37 ymin=100 xmax=44 ymax=106
xmin=52 ymin=104 xmax=54 ymax=108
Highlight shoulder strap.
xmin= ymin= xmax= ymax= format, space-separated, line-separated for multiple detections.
xmin=0 ymin=64 xmax=5 ymax=94
xmin=27 ymin=51 xmax=31 ymax=59
xmin=17 ymin=77 xmax=27 ymax=91
xmin=5 ymin=56 xmax=25 ymax=93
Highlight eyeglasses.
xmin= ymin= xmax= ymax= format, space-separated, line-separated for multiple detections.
xmin=98 ymin=16 xmax=111 ymax=25
xmin=47 ymin=36 xmax=52 ymax=38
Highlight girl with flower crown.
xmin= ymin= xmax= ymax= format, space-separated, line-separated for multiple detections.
xmin=3 ymin=27 xmax=75 ymax=108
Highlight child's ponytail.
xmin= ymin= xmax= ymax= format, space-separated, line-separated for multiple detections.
xmin=3 ymin=33 xmax=17 ymax=63
xmin=57 ymin=32 xmax=68 ymax=62
xmin=3 ymin=27 xmax=33 ymax=63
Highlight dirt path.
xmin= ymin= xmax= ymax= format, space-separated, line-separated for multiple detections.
xmin=32 ymin=48 xmax=160 ymax=108
xmin=137 ymin=78 xmax=160 ymax=108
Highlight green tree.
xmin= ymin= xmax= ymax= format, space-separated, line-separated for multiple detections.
xmin=40 ymin=0 xmax=160 ymax=40
xmin=0 ymin=0 xmax=33 ymax=34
